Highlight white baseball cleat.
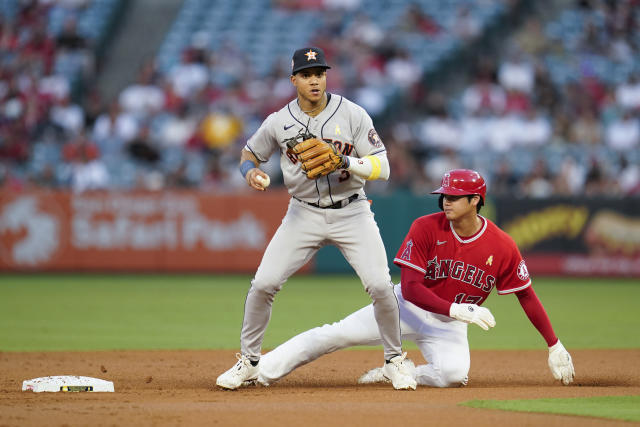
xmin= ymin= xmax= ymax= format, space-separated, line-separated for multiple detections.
xmin=358 ymin=358 xmax=416 ymax=385
xmin=216 ymin=353 xmax=259 ymax=390
xmin=382 ymin=352 xmax=417 ymax=390
xmin=255 ymin=374 xmax=270 ymax=387
xmin=357 ymin=367 xmax=390 ymax=384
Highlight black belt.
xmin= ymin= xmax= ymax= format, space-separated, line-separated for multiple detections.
xmin=296 ymin=194 xmax=359 ymax=209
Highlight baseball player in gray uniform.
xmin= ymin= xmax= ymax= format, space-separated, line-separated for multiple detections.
xmin=216 ymin=47 xmax=416 ymax=390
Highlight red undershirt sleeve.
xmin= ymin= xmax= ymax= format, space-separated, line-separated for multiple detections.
xmin=515 ymin=286 xmax=558 ymax=347
xmin=400 ymin=267 xmax=452 ymax=316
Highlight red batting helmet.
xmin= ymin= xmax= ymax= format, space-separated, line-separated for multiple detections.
xmin=431 ymin=169 xmax=486 ymax=202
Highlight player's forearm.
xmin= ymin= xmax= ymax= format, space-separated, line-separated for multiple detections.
xmin=239 ymin=148 xmax=270 ymax=191
xmin=342 ymin=153 xmax=390 ymax=181
xmin=516 ymin=286 xmax=558 ymax=347
xmin=400 ymin=267 xmax=451 ymax=315
xmin=240 ymin=148 xmax=259 ymax=167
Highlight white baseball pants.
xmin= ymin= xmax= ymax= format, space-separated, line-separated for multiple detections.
xmin=259 ymin=285 xmax=470 ymax=387
xmin=241 ymin=197 xmax=402 ymax=361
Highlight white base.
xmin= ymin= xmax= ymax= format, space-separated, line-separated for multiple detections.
xmin=22 ymin=376 xmax=114 ymax=392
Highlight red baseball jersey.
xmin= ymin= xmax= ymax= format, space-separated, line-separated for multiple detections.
xmin=394 ymin=212 xmax=531 ymax=306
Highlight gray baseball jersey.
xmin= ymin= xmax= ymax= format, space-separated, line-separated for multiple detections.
xmin=245 ymin=93 xmax=386 ymax=206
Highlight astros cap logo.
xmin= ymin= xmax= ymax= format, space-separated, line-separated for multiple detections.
xmin=292 ymin=47 xmax=330 ymax=75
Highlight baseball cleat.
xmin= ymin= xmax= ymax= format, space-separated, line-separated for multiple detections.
xmin=358 ymin=358 xmax=416 ymax=385
xmin=357 ymin=367 xmax=390 ymax=384
xmin=255 ymin=374 xmax=270 ymax=387
xmin=382 ymin=352 xmax=417 ymax=390
xmin=216 ymin=353 xmax=259 ymax=390
xmin=241 ymin=375 xmax=270 ymax=388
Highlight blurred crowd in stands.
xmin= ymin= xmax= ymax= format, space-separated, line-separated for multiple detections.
xmin=410 ymin=0 xmax=640 ymax=198
xmin=0 ymin=0 xmax=639 ymax=197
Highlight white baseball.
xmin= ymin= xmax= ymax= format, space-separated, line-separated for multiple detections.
xmin=256 ymin=174 xmax=270 ymax=188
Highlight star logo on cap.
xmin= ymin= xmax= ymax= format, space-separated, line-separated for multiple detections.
xmin=305 ymin=49 xmax=317 ymax=61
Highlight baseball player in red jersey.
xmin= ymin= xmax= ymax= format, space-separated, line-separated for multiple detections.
xmin=253 ymin=169 xmax=575 ymax=387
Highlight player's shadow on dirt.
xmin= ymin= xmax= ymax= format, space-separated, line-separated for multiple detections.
xmin=207 ymin=377 xmax=637 ymax=393
xmin=571 ymin=378 xmax=639 ymax=387
xmin=470 ymin=377 xmax=638 ymax=388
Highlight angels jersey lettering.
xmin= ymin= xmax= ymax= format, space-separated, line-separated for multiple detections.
xmin=394 ymin=212 xmax=531 ymax=306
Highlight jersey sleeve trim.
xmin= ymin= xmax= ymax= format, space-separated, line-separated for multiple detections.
xmin=497 ymin=280 xmax=532 ymax=295
xmin=370 ymin=148 xmax=387 ymax=156
xmin=244 ymin=144 xmax=267 ymax=163
xmin=393 ymin=258 xmax=426 ymax=274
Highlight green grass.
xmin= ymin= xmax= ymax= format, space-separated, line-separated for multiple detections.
xmin=461 ymin=395 xmax=640 ymax=422
xmin=0 ymin=274 xmax=371 ymax=351
xmin=0 ymin=274 xmax=638 ymax=351
xmin=470 ymin=277 xmax=640 ymax=349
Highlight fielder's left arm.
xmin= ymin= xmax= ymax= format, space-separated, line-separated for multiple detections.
xmin=341 ymin=152 xmax=390 ymax=181
xmin=291 ymin=138 xmax=391 ymax=181
xmin=516 ymin=286 xmax=575 ymax=385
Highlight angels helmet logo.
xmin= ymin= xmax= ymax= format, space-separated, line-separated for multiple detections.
xmin=305 ymin=49 xmax=318 ymax=61
xmin=368 ymin=129 xmax=383 ymax=148
xmin=442 ymin=172 xmax=451 ymax=188
xmin=0 ymin=196 xmax=62 ymax=266
xmin=517 ymin=260 xmax=530 ymax=281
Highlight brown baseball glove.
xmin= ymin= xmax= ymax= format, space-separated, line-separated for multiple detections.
xmin=293 ymin=138 xmax=344 ymax=179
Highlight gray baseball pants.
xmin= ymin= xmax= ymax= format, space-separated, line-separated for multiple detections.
xmin=240 ymin=197 xmax=402 ymax=361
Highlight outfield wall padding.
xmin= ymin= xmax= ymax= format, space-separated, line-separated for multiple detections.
xmin=1 ymin=190 xmax=638 ymax=276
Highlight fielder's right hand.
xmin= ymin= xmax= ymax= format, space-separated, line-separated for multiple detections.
xmin=246 ymin=168 xmax=269 ymax=192
xmin=449 ymin=303 xmax=496 ymax=330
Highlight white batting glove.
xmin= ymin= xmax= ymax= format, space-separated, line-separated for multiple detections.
xmin=449 ymin=303 xmax=496 ymax=330
xmin=548 ymin=339 xmax=575 ymax=385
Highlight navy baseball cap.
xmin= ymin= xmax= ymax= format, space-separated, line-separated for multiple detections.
xmin=291 ymin=47 xmax=331 ymax=75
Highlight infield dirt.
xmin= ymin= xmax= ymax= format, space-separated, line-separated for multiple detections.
xmin=1 ymin=349 xmax=638 ymax=426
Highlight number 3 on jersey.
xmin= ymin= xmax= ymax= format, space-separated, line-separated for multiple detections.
xmin=325 ymin=139 xmax=353 ymax=181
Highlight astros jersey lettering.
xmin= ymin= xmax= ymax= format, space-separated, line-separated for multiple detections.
xmin=246 ymin=93 xmax=385 ymax=206
xmin=394 ymin=212 xmax=531 ymax=305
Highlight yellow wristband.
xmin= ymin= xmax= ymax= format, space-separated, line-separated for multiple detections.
xmin=365 ymin=155 xmax=381 ymax=180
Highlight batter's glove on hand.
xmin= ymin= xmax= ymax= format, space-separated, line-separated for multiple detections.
xmin=449 ymin=303 xmax=496 ymax=331
xmin=548 ymin=339 xmax=575 ymax=385
xmin=293 ymin=138 xmax=344 ymax=179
